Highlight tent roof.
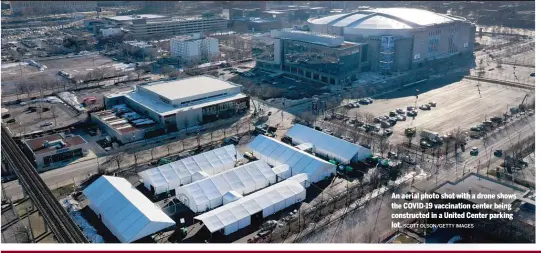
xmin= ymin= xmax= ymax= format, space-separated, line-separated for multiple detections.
xmin=176 ymin=160 xmax=277 ymax=207
xmin=195 ymin=177 xmax=306 ymax=233
xmin=286 ymin=124 xmax=368 ymax=162
xmin=138 ymin=145 xmax=239 ymax=189
xmin=247 ymin=135 xmax=333 ymax=177
xmin=83 ymin=176 xmax=175 ymax=243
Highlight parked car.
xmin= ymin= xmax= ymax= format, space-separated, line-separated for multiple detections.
xmin=396 ymin=108 xmax=405 ymax=114
xmin=419 ymin=104 xmax=431 ymax=110
xmin=396 ymin=115 xmax=406 ymax=121
xmin=407 ymin=110 xmax=418 ymax=117
xmin=407 ymin=106 xmax=416 ymax=111
xmin=389 ymin=111 xmax=397 ymax=117
xmin=384 ymin=129 xmax=393 ymax=136
xmin=428 ymin=101 xmax=437 ymax=107
xmin=470 ymin=147 xmax=479 ymax=156
xmin=402 ymin=155 xmax=416 ymax=165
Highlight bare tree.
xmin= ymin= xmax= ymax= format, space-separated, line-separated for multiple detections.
xmin=166 ymin=142 xmax=176 ymax=156
xmin=111 ymin=152 xmax=126 ymax=171
xmin=360 ymin=111 xmax=375 ymax=125
xmin=133 ymin=150 xmax=147 ymax=166
xmin=149 ymin=146 xmax=157 ymax=160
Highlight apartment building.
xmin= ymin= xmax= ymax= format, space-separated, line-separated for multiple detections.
xmin=170 ymin=33 xmax=219 ymax=65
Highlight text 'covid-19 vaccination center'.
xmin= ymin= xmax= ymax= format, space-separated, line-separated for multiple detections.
xmin=247 ymin=135 xmax=336 ymax=183
xmin=175 ymin=160 xmax=292 ymax=213
xmin=83 ymin=176 xmax=175 ymax=243
xmin=285 ymin=124 xmax=372 ymax=164
xmin=194 ymin=174 xmax=309 ymax=235
xmin=138 ymin=145 xmax=240 ymax=195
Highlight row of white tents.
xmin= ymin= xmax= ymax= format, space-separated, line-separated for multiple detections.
xmin=194 ymin=174 xmax=308 ymax=235
xmin=175 ymin=160 xmax=291 ymax=213
xmin=138 ymin=145 xmax=240 ymax=195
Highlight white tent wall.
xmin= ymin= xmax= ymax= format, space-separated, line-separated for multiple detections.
xmin=194 ymin=179 xmax=307 ymax=235
xmin=175 ymin=160 xmax=279 ymax=213
xmin=248 ymin=135 xmax=336 ymax=183
xmin=286 ymin=124 xmax=371 ymax=164
xmin=138 ymin=145 xmax=239 ymax=195
xmin=83 ymin=176 xmax=175 ymax=243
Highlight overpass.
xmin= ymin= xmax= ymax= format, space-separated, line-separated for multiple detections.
xmin=1 ymin=127 xmax=88 ymax=243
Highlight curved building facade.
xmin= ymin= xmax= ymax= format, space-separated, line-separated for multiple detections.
xmin=308 ymin=8 xmax=476 ymax=72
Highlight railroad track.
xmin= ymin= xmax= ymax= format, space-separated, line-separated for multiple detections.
xmin=1 ymin=127 xmax=88 ymax=243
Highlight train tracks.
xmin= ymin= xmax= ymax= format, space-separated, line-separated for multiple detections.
xmin=1 ymin=127 xmax=88 ymax=243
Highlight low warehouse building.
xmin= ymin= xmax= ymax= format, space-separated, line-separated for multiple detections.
xmin=247 ymin=135 xmax=336 ymax=183
xmin=175 ymin=160 xmax=290 ymax=213
xmin=195 ymin=174 xmax=308 ymax=235
xmin=138 ymin=145 xmax=240 ymax=195
xmin=22 ymin=133 xmax=89 ymax=169
xmin=285 ymin=124 xmax=372 ymax=164
xmin=83 ymin=176 xmax=175 ymax=243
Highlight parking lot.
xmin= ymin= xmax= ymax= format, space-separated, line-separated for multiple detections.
xmin=340 ymin=75 xmax=534 ymax=145
xmin=1 ymin=100 xmax=82 ymax=135
xmin=1 ymin=54 xmax=124 ymax=95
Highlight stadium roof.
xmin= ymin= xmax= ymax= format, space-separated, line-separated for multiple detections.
xmin=138 ymin=145 xmax=239 ymax=195
xmin=309 ymin=8 xmax=464 ymax=29
xmin=285 ymin=124 xmax=371 ymax=163
xmin=194 ymin=177 xmax=306 ymax=233
xmin=83 ymin=176 xmax=175 ymax=243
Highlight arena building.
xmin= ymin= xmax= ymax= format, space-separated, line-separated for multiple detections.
xmin=307 ymin=8 xmax=476 ymax=72
xmin=93 ymin=76 xmax=249 ymax=143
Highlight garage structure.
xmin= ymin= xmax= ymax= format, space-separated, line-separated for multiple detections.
xmin=285 ymin=124 xmax=372 ymax=164
xmin=138 ymin=145 xmax=240 ymax=195
xmin=175 ymin=160 xmax=291 ymax=213
xmin=247 ymin=135 xmax=336 ymax=183
xmin=83 ymin=176 xmax=176 ymax=243
xmin=194 ymin=174 xmax=308 ymax=235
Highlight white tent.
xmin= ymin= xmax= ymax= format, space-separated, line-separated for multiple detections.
xmin=138 ymin=145 xmax=239 ymax=195
xmin=285 ymin=124 xmax=372 ymax=164
xmin=195 ymin=176 xmax=307 ymax=235
xmin=223 ymin=191 xmax=242 ymax=205
xmin=248 ymin=135 xmax=336 ymax=183
xmin=272 ymin=164 xmax=292 ymax=182
xmin=83 ymin=176 xmax=175 ymax=243
xmin=175 ymin=160 xmax=282 ymax=213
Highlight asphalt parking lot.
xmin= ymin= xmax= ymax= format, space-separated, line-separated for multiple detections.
xmin=342 ymin=75 xmax=534 ymax=145
xmin=1 ymin=54 xmax=122 ymax=95
xmin=1 ymin=101 xmax=81 ymax=135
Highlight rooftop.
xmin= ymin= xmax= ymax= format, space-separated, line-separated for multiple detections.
xmin=141 ymin=75 xmax=240 ymax=102
xmin=106 ymin=14 xmax=167 ymax=22
xmin=25 ymin=134 xmax=87 ymax=155
xmin=309 ymin=8 xmax=466 ymax=29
